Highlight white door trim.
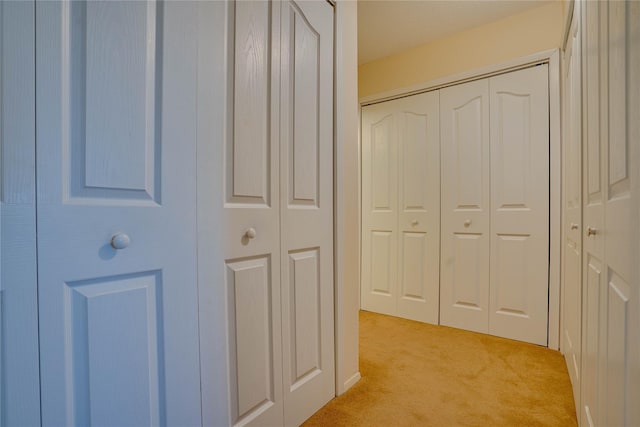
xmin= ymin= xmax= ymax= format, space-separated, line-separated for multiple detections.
xmin=358 ymin=49 xmax=562 ymax=350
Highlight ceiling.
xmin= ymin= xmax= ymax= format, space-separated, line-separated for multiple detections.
xmin=358 ymin=0 xmax=553 ymax=65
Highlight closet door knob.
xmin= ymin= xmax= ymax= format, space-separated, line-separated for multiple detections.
xmin=464 ymin=219 xmax=472 ymax=227
xmin=244 ymin=227 xmax=257 ymax=239
xmin=411 ymin=219 xmax=419 ymax=226
xmin=110 ymin=233 xmax=131 ymax=250
xmin=586 ymin=227 xmax=597 ymax=237
xmin=570 ymin=223 xmax=579 ymax=230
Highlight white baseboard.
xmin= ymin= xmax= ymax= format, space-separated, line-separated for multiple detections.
xmin=340 ymin=371 xmax=361 ymax=395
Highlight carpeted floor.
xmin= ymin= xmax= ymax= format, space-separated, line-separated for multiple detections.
xmin=304 ymin=311 xmax=577 ymax=427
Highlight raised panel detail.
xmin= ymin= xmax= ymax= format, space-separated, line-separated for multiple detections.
xmin=227 ymin=1 xmax=270 ymax=205
xmin=226 ymin=256 xmax=274 ymax=424
xmin=583 ymin=256 xmax=601 ymax=426
xmin=608 ymin=1 xmax=628 ymax=194
xmin=605 ymin=271 xmax=629 ymax=427
xmin=494 ymin=93 xmax=530 ymax=209
xmin=452 ymin=233 xmax=482 ymax=309
xmin=453 ymin=97 xmax=483 ymax=209
xmin=371 ymin=115 xmax=393 ymax=210
xmin=401 ymin=112 xmax=428 ymax=211
xmin=401 ymin=232 xmax=426 ymax=300
xmin=289 ymin=7 xmax=320 ymax=207
xmin=494 ymin=234 xmax=530 ymax=317
xmin=64 ymin=271 xmax=163 ymax=427
xmin=288 ymin=248 xmax=321 ymax=389
xmin=66 ymin=1 xmax=161 ymax=203
xmin=371 ymin=231 xmax=392 ymax=294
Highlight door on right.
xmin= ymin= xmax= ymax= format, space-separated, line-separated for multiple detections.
xmin=440 ymin=65 xmax=550 ymax=345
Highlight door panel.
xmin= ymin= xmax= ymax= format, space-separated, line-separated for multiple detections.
xmin=36 ymin=2 xmax=202 ymax=426
xmin=223 ymin=2 xmax=283 ymax=426
xmin=561 ymin=8 xmax=582 ymax=409
xmin=440 ymin=79 xmax=490 ymax=332
xmin=361 ymin=105 xmax=397 ymax=316
xmin=0 ymin=1 xmax=41 ymax=424
xmin=396 ymin=91 xmax=440 ymax=324
xmin=488 ymin=65 xmax=549 ymax=345
xmin=280 ymin=1 xmax=334 ymax=425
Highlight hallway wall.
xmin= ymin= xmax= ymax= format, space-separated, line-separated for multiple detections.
xmin=358 ymin=1 xmax=564 ymax=98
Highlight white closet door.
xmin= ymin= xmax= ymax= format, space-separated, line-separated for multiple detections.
xmin=440 ymin=79 xmax=491 ymax=333
xmin=581 ymin=1 xmax=604 ymax=425
xmin=361 ymin=101 xmax=398 ymax=316
xmin=222 ymin=1 xmax=284 ymax=426
xmin=361 ymin=91 xmax=440 ymax=324
xmin=562 ymin=8 xmax=583 ymax=410
xmin=279 ymin=1 xmax=335 ymax=425
xmin=36 ymin=2 xmax=202 ymax=425
xmin=396 ymin=91 xmax=440 ymax=324
xmin=488 ymin=65 xmax=549 ymax=345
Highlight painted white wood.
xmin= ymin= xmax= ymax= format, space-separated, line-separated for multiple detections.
xmin=280 ymin=1 xmax=335 ymax=425
xmin=361 ymin=102 xmax=397 ymax=316
xmin=36 ymin=2 xmax=202 ymax=425
xmin=440 ymin=79 xmax=491 ymax=334
xmin=221 ymin=2 xmax=283 ymax=426
xmin=396 ymin=92 xmax=440 ymax=324
xmin=580 ymin=1 xmax=604 ymax=424
xmin=361 ymin=90 xmax=440 ymax=324
xmin=0 ymin=1 xmax=41 ymax=425
xmin=196 ymin=0 xmax=233 ymax=424
xmin=579 ymin=1 xmax=639 ymax=425
xmin=560 ymin=4 xmax=583 ymax=413
xmin=488 ymin=65 xmax=549 ymax=345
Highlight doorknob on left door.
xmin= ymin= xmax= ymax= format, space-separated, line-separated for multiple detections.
xmin=110 ymin=233 xmax=130 ymax=249
xmin=244 ymin=227 xmax=257 ymax=239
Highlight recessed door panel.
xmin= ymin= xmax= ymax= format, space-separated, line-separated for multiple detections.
xmin=228 ymin=0 xmax=271 ymax=204
xmin=605 ymin=272 xmax=629 ymax=427
xmin=372 ymin=115 xmax=394 ymax=211
xmin=453 ymin=97 xmax=484 ymax=209
xmin=371 ymin=231 xmax=393 ymax=296
xmin=65 ymin=272 xmax=162 ymax=427
xmin=65 ymin=1 xmax=160 ymax=203
xmin=227 ymin=256 xmax=275 ymax=425
xmin=401 ymin=112 xmax=428 ymax=210
xmin=400 ymin=232 xmax=427 ymax=300
xmin=582 ymin=256 xmax=601 ymax=427
xmin=288 ymin=249 xmax=321 ymax=388
xmin=451 ymin=233 xmax=483 ymax=311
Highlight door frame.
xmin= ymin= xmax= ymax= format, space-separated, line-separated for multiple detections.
xmin=358 ymin=49 xmax=562 ymax=350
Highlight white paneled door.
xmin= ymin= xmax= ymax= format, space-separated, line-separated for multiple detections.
xmin=561 ymin=5 xmax=582 ymax=412
xmin=221 ymin=1 xmax=335 ymax=426
xmin=440 ymin=79 xmax=491 ymax=333
xmin=279 ymin=1 xmax=335 ymax=425
xmin=440 ymin=67 xmax=550 ymax=344
xmin=36 ymin=2 xmax=202 ymax=426
xmin=361 ymin=90 xmax=440 ymax=324
xmin=488 ymin=65 xmax=549 ymax=346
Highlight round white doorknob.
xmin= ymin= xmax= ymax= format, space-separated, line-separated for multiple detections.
xmin=110 ymin=233 xmax=130 ymax=250
xmin=244 ymin=227 xmax=257 ymax=239
xmin=411 ymin=219 xmax=419 ymax=226
xmin=587 ymin=226 xmax=597 ymax=237
xmin=464 ymin=219 xmax=472 ymax=227
xmin=571 ymin=223 xmax=579 ymax=230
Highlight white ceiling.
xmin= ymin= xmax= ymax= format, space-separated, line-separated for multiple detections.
xmin=358 ymin=0 xmax=553 ymax=65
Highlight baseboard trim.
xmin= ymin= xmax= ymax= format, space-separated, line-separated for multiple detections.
xmin=341 ymin=371 xmax=361 ymax=394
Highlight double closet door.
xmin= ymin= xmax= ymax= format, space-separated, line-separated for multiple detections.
xmin=362 ymin=65 xmax=550 ymax=346
xmin=217 ymin=1 xmax=335 ymax=427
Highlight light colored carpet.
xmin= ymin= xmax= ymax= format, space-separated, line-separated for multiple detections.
xmin=304 ymin=310 xmax=577 ymax=427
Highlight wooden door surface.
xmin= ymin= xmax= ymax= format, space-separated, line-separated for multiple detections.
xmin=36 ymin=2 xmax=202 ymax=425
xmin=562 ymin=6 xmax=583 ymax=412
xmin=279 ymin=2 xmax=336 ymax=424
xmin=440 ymin=79 xmax=491 ymax=334
xmin=488 ymin=65 xmax=549 ymax=345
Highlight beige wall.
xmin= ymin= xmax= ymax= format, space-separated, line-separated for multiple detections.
xmin=359 ymin=1 xmax=565 ymax=98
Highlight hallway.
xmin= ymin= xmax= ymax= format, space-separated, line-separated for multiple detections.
xmin=304 ymin=311 xmax=577 ymax=426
